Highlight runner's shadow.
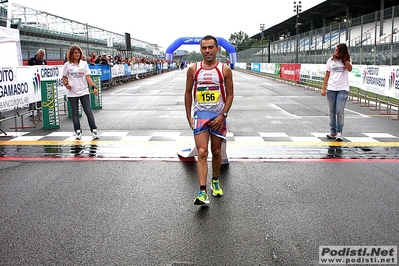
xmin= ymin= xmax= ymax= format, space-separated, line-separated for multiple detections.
xmin=220 ymin=163 xmax=230 ymax=174
xmin=195 ymin=205 xmax=210 ymax=217
xmin=180 ymin=161 xmax=197 ymax=175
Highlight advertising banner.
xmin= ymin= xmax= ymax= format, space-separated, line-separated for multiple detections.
xmin=300 ymin=64 xmax=325 ymax=81
xmin=0 ymin=67 xmax=30 ymax=111
xmin=90 ymin=75 xmax=102 ymax=109
xmin=260 ymin=63 xmax=277 ymax=75
xmin=251 ymin=63 xmax=260 ymax=72
xmin=0 ymin=65 xmax=65 ymax=112
xmin=347 ymin=65 xmax=364 ymax=88
xmin=280 ymin=64 xmax=300 ymax=82
xmin=360 ymin=65 xmax=399 ymax=99
xmin=89 ymin=64 xmax=112 ymax=81
xmin=274 ymin=64 xmax=281 ymax=76
xmin=124 ymin=64 xmax=131 ymax=77
xmin=111 ymin=64 xmax=124 ymax=78
xmin=40 ymin=80 xmax=59 ymax=129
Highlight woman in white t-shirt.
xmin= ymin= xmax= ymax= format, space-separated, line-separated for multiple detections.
xmin=321 ymin=43 xmax=352 ymax=141
xmin=62 ymin=45 xmax=99 ymax=140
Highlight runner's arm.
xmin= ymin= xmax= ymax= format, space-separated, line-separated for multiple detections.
xmin=185 ymin=64 xmax=196 ymax=128
xmin=222 ymin=66 xmax=234 ymax=115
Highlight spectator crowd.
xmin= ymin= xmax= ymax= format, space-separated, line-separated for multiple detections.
xmin=85 ymin=52 xmax=166 ymax=68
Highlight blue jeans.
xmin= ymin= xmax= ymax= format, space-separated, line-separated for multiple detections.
xmin=68 ymin=95 xmax=97 ymax=132
xmin=327 ymin=90 xmax=349 ymax=134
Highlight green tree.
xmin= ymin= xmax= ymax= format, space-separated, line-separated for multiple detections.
xmin=185 ymin=31 xmax=255 ymax=62
xmin=187 ymin=51 xmax=203 ymax=62
xmin=228 ymin=31 xmax=255 ymax=52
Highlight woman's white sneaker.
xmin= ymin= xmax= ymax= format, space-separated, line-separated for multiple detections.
xmin=75 ymin=130 xmax=82 ymax=140
xmin=92 ymin=129 xmax=99 ymax=140
xmin=326 ymin=133 xmax=336 ymax=139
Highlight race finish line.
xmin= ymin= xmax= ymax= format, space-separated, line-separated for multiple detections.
xmin=0 ymin=139 xmax=398 ymax=162
xmin=177 ymin=139 xmax=229 ymax=164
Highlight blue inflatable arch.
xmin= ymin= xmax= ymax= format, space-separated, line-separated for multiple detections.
xmin=165 ymin=37 xmax=237 ymax=67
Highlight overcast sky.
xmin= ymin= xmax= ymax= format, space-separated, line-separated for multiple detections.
xmin=12 ymin=0 xmax=325 ymax=52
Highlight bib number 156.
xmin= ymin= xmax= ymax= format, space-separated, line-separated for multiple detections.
xmin=197 ymin=91 xmax=220 ymax=104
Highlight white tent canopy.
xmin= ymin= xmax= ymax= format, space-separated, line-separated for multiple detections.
xmin=0 ymin=27 xmax=23 ymax=68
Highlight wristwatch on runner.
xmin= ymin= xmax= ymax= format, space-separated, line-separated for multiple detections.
xmin=222 ymin=112 xmax=228 ymax=118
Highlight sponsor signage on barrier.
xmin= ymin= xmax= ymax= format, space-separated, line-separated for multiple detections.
xmin=0 ymin=67 xmax=30 ymax=110
xmin=90 ymin=75 xmax=102 ymax=109
xmin=252 ymin=63 xmax=260 ymax=72
xmin=361 ymin=66 xmax=399 ymax=99
xmin=88 ymin=63 xmax=169 ymax=81
xmin=0 ymin=66 xmax=66 ymax=112
xmin=111 ymin=64 xmax=125 ymax=77
xmin=1 ymin=63 xmax=167 ymax=111
xmin=89 ymin=64 xmax=112 ymax=81
xmin=274 ymin=64 xmax=281 ymax=76
xmin=300 ymin=63 xmax=325 ymax=81
xmin=232 ymin=63 xmax=246 ymax=69
xmin=261 ymin=63 xmax=276 ymax=74
xmin=348 ymin=65 xmax=363 ymax=88
xmin=41 ymin=80 xmax=60 ymax=129
xmin=124 ymin=64 xmax=131 ymax=76
xmin=4 ymin=63 xmax=397 ymax=113
xmin=246 ymin=62 xmax=399 ymax=100
xmin=131 ymin=64 xmax=138 ymax=76
xmin=39 ymin=65 xmax=66 ymax=99
xmin=280 ymin=64 xmax=301 ymax=82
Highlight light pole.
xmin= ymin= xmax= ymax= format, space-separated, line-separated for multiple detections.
xmin=260 ymin=23 xmax=265 ymax=63
xmin=293 ymin=1 xmax=302 ymax=63
xmin=86 ymin=23 xmax=90 ymax=56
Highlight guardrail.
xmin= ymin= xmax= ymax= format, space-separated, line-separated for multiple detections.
xmin=0 ymin=62 xmax=177 ymax=135
xmin=234 ymin=62 xmax=399 ymax=120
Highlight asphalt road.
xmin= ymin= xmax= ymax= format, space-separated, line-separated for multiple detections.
xmin=0 ymin=68 xmax=398 ymax=265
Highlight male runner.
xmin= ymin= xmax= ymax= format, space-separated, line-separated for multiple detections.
xmin=184 ymin=35 xmax=234 ymax=205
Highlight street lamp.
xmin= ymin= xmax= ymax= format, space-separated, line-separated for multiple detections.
xmin=86 ymin=23 xmax=90 ymax=56
xmin=293 ymin=1 xmax=302 ymax=63
xmin=260 ymin=23 xmax=265 ymax=63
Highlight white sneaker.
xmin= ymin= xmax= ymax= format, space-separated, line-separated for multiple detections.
xmin=336 ymin=132 xmax=343 ymax=141
xmin=91 ymin=129 xmax=99 ymax=140
xmin=75 ymin=129 xmax=82 ymax=140
xmin=326 ymin=133 xmax=336 ymax=139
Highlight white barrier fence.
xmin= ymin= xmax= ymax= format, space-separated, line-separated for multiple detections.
xmin=0 ymin=63 xmax=171 ymax=112
xmin=0 ymin=66 xmax=64 ymax=111
xmin=234 ymin=62 xmax=399 ymax=100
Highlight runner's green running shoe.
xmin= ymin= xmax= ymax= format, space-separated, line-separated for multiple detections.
xmin=211 ymin=180 xmax=223 ymax=197
xmin=194 ymin=191 xmax=209 ymax=205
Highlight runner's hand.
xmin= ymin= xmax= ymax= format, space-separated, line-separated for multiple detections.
xmin=210 ymin=116 xmax=224 ymax=131
xmin=188 ymin=117 xmax=194 ymax=130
